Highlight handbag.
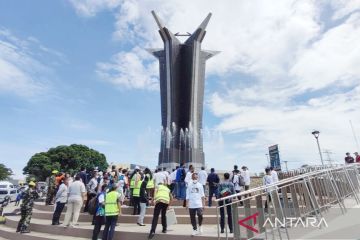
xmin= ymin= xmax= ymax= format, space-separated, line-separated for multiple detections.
xmin=166 ymin=208 xmax=177 ymax=226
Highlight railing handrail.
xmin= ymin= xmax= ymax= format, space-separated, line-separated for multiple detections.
xmin=215 ymin=163 xmax=360 ymax=202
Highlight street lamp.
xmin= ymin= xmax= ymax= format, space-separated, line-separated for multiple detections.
xmin=311 ymin=130 xmax=324 ymax=166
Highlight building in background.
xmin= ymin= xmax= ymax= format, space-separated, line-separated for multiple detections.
xmin=269 ymin=144 xmax=281 ymax=171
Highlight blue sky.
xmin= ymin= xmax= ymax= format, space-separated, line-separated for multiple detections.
xmin=1 ymin=0 xmax=360 ymax=178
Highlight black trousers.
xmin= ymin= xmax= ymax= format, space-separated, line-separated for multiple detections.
xmin=235 ymin=190 xmax=241 ymax=201
xmin=52 ymin=202 xmax=65 ymax=224
xmin=208 ymin=187 xmax=218 ymax=207
xmin=84 ymin=192 xmax=96 ymax=212
xmin=92 ymin=215 xmax=105 ymax=240
xmin=264 ymin=194 xmax=272 ymax=212
xmin=219 ymin=200 xmax=232 ymax=232
xmin=133 ymin=197 xmax=140 ymax=215
xmin=129 ymin=188 xmax=134 ymax=206
xmin=150 ymin=202 xmax=168 ymax=233
xmin=189 ymin=208 xmax=203 ymax=230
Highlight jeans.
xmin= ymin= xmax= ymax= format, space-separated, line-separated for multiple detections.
xmin=176 ymin=182 xmax=186 ymax=200
xmin=102 ymin=215 xmax=118 ymax=240
xmin=219 ymin=200 xmax=232 ymax=232
xmin=63 ymin=199 xmax=82 ymax=226
xmin=52 ymin=202 xmax=65 ymax=224
xmin=137 ymin=202 xmax=147 ymax=224
xmin=189 ymin=208 xmax=203 ymax=230
xmin=133 ymin=197 xmax=140 ymax=215
xmin=208 ymin=187 xmax=218 ymax=207
xmin=92 ymin=215 xmax=105 ymax=240
xmin=150 ymin=202 xmax=168 ymax=233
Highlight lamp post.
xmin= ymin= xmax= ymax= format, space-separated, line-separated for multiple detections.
xmin=283 ymin=160 xmax=289 ymax=172
xmin=312 ymin=130 xmax=324 ymax=166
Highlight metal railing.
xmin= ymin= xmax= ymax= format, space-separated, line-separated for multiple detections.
xmin=215 ymin=163 xmax=360 ymax=240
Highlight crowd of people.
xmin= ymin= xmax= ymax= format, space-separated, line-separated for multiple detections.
xmin=15 ymin=155 xmax=360 ymax=238
xmin=16 ymin=164 xmax=254 ymax=239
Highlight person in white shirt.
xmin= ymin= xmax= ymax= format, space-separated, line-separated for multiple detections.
xmin=263 ymin=168 xmax=276 ymax=213
xmin=185 ymin=165 xmax=195 ymax=186
xmin=186 ymin=173 xmax=205 ymax=236
xmin=241 ymin=166 xmax=251 ymax=192
xmin=117 ymin=169 xmax=127 ymax=204
xmin=270 ymin=167 xmax=279 ymax=183
xmin=85 ymin=171 xmax=98 ymax=212
xmin=197 ymin=167 xmax=208 ymax=194
xmin=231 ymin=170 xmax=243 ymax=202
xmin=169 ymin=167 xmax=178 ymax=194
xmin=63 ymin=175 xmax=86 ymax=227
xmin=170 ymin=168 xmax=177 ymax=183
xmin=153 ymin=168 xmax=167 ymax=187
xmin=161 ymin=168 xmax=170 ymax=185
xmin=52 ymin=178 xmax=68 ymax=225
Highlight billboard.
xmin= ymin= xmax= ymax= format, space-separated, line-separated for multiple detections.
xmin=268 ymin=144 xmax=281 ymax=171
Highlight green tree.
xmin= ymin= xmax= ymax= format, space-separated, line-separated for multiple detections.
xmin=23 ymin=144 xmax=108 ymax=181
xmin=0 ymin=163 xmax=13 ymax=180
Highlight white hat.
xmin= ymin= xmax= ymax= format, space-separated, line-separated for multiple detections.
xmin=135 ymin=166 xmax=140 ymax=170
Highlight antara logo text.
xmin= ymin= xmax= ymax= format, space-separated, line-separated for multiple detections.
xmin=238 ymin=212 xmax=328 ymax=234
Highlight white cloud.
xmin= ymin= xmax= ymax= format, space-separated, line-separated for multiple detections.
xmin=0 ymin=28 xmax=58 ymax=98
xmin=290 ymin=12 xmax=360 ymax=92
xmin=329 ymin=0 xmax=360 ymax=20
xmin=96 ymin=46 xmax=159 ymax=90
xmin=69 ymin=0 xmax=323 ymax=91
xmin=68 ymin=0 xmax=360 ymax=171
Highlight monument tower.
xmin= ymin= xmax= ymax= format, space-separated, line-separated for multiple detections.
xmin=149 ymin=11 xmax=218 ymax=170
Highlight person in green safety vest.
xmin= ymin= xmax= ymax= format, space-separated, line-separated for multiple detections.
xmin=103 ymin=185 xmax=121 ymax=240
xmin=148 ymin=183 xmax=172 ymax=239
xmin=144 ymin=168 xmax=154 ymax=199
xmin=129 ymin=166 xmax=141 ymax=207
xmin=132 ymin=175 xmax=142 ymax=215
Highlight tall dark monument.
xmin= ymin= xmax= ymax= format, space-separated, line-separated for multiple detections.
xmin=149 ymin=11 xmax=218 ymax=170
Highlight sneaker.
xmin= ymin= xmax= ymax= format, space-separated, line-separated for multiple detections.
xmin=192 ymin=229 xmax=200 ymax=236
xmin=220 ymin=229 xmax=224 ymax=233
xmin=198 ymin=226 xmax=203 ymax=234
xmin=162 ymin=229 xmax=167 ymax=233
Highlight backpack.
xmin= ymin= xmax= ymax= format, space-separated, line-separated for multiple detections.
xmin=176 ymin=168 xmax=186 ymax=182
xmin=232 ymin=174 xmax=245 ymax=187
xmin=88 ymin=196 xmax=98 ymax=215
